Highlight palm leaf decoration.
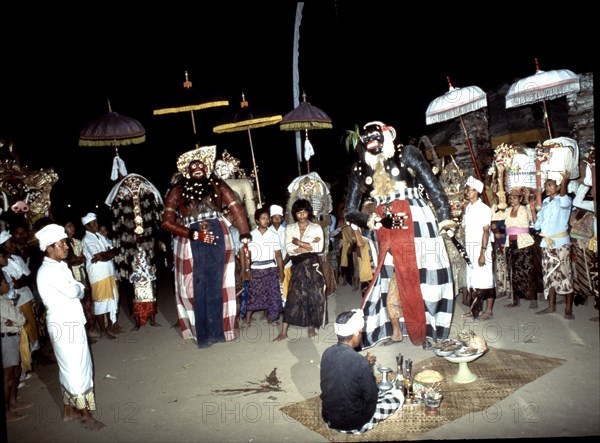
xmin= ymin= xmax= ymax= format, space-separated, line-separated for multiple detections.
xmin=342 ymin=124 xmax=361 ymax=153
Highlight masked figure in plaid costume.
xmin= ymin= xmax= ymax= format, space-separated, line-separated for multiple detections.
xmin=344 ymin=122 xmax=455 ymax=348
xmin=161 ymin=146 xmax=250 ymax=348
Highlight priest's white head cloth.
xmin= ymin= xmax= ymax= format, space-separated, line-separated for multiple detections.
xmin=334 ymin=309 xmax=365 ymax=336
xmin=81 ymin=212 xmax=97 ymax=226
xmin=465 ymin=176 xmax=484 ymax=194
xmin=35 ymin=223 xmax=67 ymax=251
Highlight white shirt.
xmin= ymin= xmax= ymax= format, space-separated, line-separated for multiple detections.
xmin=285 ymin=222 xmax=324 ymax=256
xmin=268 ymin=224 xmax=291 ymax=268
xmin=464 ymin=199 xmax=495 ymax=290
xmin=36 ymin=257 xmax=86 ymax=326
xmin=82 ymin=231 xmax=116 ymax=284
xmin=4 ymin=254 xmax=34 ymax=307
xmin=248 ymin=228 xmax=280 ymax=269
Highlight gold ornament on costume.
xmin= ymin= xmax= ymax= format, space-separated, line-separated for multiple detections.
xmin=218 ymin=150 xmax=250 ymax=179
xmin=0 ymin=158 xmax=59 ymax=219
xmin=176 ymin=145 xmax=217 ymax=178
xmin=439 ymin=155 xmax=465 ymax=203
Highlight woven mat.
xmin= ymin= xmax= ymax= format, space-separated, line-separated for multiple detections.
xmin=280 ymin=348 xmax=566 ymax=441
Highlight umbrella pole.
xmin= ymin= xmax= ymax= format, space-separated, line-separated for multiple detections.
xmin=459 ymin=115 xmax=489 ymax=205
xmin=541 ymin=99 xmax=554 ymax=139
xmin=247 ymin=127 xmax=263 ymax=207
xmin=190 ymin=110 xmax=199 ymax=147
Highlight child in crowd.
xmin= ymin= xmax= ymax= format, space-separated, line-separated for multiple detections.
xmin=244 ymin=207 xmax=284 ymax=327
xmin=1 ymin=270 xmax=31 ymax=422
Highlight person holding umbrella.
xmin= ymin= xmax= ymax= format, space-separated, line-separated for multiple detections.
xmin=161 ymin=146 xmax=251 ymax=348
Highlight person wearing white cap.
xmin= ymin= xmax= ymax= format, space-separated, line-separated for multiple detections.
xmin=463 ymin=176 xmax=496 ymax=320
xmin=35 ymin=223 xmax=105 ymax=430
xmin=320 ymin=309 xmax=403 ymax=434
xmin=81 ymin=212 xmax=121 ymax=339
xmin=531 ymin=170 xmax=575 ymax=319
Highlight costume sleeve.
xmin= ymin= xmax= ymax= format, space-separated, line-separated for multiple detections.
xmin=161 ymin=185 xmax=192 ymax=238
xmin=218 ymin=181 xmax=251 ymax=237
xmin=404 ymin=144 xmax=451 ymax=221
xmin=344 ymin=164 xmax=370 ymax=228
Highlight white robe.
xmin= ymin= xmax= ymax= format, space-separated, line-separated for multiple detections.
xmin=36 ymin=257 xmax=94 ymax=398
xmin=464 ymin=199 xmax=495 ymax=290
xmin=82 ymin=231 xmax=119 ymax=321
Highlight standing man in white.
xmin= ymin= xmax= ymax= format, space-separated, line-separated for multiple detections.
xmin=35 ymin=224 xmax=105 ymax=430
xmin=81 ymin=213 xmax=121 ymax=339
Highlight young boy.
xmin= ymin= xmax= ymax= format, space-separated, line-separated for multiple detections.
xmin=244 ymin=207 xmax=284 ymax=327
xmin=1 ymin=270 xmax=31 ymax=422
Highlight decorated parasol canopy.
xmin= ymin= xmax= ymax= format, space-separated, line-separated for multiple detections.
xmin=213 ymin=94 xmax=282 ymax=207
xmin=153 ymin=71 xmax=229 ymax=147
xmin=426 ymin=77 xmax=488 ymax=204
xmin=78 ymin=99 xmax=146 ymax=180
xmin=280 ymin=92 xmax=332 ymax=174
xmin=505 ymin=58 xmax=580 ymax=138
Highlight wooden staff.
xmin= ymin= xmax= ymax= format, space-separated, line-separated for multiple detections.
xmin=534 ymin=158 xmax=543 ymax=211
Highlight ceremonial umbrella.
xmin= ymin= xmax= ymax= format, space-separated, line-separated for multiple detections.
xmin=505 ymin=58 xmax=580 ymax=139
xmin=280 ymin=92 xmax=332 ymax=175
xmin=213 ymin=94 xmax=282 ymax=207
xmin=153 ymin=71 xmax=229 ymax=147
xmin=78 ymin=99 xmax=146 ymax=180
xmin=425 ymin=77 xmax=489 ymax=204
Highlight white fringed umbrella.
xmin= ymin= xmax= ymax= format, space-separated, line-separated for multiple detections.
xmin=505 ymin=58 xmax=580 ymax=138
xmin=426 ymin=77 xmax=488 ymax=203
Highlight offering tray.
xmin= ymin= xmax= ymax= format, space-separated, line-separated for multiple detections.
xmin=442 ymin=349 xmax=485 ymax=383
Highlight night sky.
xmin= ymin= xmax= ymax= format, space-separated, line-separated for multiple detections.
xmin=1 ymin=1 xmax=595 ymax=225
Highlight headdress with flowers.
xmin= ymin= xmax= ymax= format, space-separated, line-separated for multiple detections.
xmin=176 ymin=145 xmax=217 ymax=178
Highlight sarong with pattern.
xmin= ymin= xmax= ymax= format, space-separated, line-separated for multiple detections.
xmin=247 ymin=267 xmax=283 ymax=322
xmin=283 ymin=253 xmax=327 ymax=328
xmin=506 ymin=241 xmax=536 ymax=300
xmin=541 ymin=244 xmax=573 ymax=299
xmin=172 ymin=216 xmax=237 ymax=346
xmin=360 ymin=194 xmax=453 ymax=348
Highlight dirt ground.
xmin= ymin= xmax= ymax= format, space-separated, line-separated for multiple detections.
xmin=7 ymin=268 xmax=600 ymax=442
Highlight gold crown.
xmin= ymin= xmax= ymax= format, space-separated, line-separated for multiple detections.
xmin=176 ymin=145 xmax=217 ymax=178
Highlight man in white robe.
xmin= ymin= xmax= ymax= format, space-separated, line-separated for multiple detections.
xmin=81 ymin=212 xmax=121 ymax=339
xmin=35 ymin=224 xmax=105 ymax=430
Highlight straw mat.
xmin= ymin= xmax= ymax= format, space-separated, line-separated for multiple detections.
xmin=280 ymin=348 xmax=566 ymax=441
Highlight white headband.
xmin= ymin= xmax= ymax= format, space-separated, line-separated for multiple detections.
xmin=334 ymin=309 xmax=365 ymax=336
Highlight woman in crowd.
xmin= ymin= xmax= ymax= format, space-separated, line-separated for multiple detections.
xmin=502 ymin=188 xmax=538 ymax=308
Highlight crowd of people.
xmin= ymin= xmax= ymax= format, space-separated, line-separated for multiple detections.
xmin=0 ymin=130 xmax=596 ymax=433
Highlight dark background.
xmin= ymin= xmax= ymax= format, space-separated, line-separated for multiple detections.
xmin=0 ymin=1 xmax=595 ymax=225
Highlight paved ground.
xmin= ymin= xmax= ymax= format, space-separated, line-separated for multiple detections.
xmin=6 ymin=269 xmax=600 ymax=442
